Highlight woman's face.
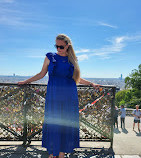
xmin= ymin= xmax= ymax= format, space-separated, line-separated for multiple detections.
xmin=55 ymin=39 xmax=69 ymax=54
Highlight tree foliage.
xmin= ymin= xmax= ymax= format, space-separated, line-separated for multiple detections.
xmin=125 ymin=64 xmax=141 ymax=90
xmin=115 ymin=64 xmax=141 ymax=108
xmin=115 ymin=89 xmax=132 ymax=107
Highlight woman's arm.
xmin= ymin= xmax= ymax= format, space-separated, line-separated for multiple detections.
xmin=79 ymin=78 xmax=93 ymax=86
xmin=79 ymin=77 xmax=100 ymax=88
xmin=17 ymin=56 xmax=50 ymax=85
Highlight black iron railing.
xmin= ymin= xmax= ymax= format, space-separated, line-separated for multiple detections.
xmin=0 ymin=83 xmax=116 ymax=148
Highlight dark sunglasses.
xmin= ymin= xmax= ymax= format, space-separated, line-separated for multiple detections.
xmin=54 ymin=44 xmax=66 ymax=49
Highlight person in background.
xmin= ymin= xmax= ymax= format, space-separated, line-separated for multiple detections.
xmin=132 ymin=105 xmax=141 ymax=132
xmin=120 ymin=105 xmax=126 ymax=129
xmin=113 ymin=106 xmax=119 ymax=128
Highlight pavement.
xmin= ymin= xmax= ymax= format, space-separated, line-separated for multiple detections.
xmin=0 ymin=116 xmax=141 ymax=158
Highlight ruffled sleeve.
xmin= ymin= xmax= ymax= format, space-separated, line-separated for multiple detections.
xmin=46 ymin=52 xmax=52 ymax=61
xmin=46 ymin=52 xmax=57 ymax=76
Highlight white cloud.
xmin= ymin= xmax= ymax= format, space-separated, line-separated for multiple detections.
xmin=77 ymin=54 xmax=89 ymax=61
xmin=75 ymin=49 xmax=90 ymax=53
xmin=0 ymin=15 xmax=26 ymax=26
xmin=23 ymin=33 xmax=141 ymax=61
xmin=97 ymin=21 xmax=117 ymax=29
xmin=0 ymin=14 xmax=47 ymax=28
xmin=124 ymin=34 xmax=141 ymax=42
xmin=75 ymin=33 xmax=141 ymax=60
xmin=0 ymin=2 xmax=47 ymax=28
xmin=0 ymin=2 xmax=28 ymax=27
xmin=45 ymin=15 xmax=118 ymax=30
xmin=114 ymin=36 xmax=125 ymax=44
xmin=0 ymin=0 xmax=15 ymax=3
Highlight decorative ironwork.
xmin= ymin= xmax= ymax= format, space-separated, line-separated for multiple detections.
xmin=0 ymin=83 xmax=115 ymax=148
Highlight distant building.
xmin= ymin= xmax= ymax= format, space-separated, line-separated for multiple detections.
xmin=13 ymin=73 xmax=16 ymax=76
xmin=121 ymin=74 xmax=122 ymax=80
xmin=119 ymin=74 xmax=123 ymax=80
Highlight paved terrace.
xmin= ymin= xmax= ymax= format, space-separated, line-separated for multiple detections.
xmin=0 ymin=116 xmax=141 ymax=158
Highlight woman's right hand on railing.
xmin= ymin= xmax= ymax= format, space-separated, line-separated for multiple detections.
xmin=17 ymin=81 xmax=28 ymax=85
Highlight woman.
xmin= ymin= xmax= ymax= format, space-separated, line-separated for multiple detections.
xmin=18 ymin=34 xmax=99 ymax=158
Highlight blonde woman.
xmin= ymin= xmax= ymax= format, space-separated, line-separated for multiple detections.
xmin=18 ymin=34 xmax=99 ymax=158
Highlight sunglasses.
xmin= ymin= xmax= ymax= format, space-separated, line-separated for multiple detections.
xmin=54 ymin=44 xmax=66 ymax=49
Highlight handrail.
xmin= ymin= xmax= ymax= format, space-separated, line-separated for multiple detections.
xmin=0 ymin=82 xmax=116 ymax=88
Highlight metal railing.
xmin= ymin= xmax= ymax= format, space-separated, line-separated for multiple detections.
xmin=0 ymin=83 xmax=116 ymax=148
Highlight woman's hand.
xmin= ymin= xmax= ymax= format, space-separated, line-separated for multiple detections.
xmin=17 ymin=81 xmax=27 ymax=85
xmin=91 ymin=83 xmax=101 ymax=89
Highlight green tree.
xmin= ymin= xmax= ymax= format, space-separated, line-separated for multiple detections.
xmin=115 ymin=89 xmax=132 ymax=107
xmin=125 ymin=64 xmax=141 ymax=90
xmin=125 ymin=64 xmax=141 ymax=108
xmin=115 ymin=64 xmax=141 ymax=108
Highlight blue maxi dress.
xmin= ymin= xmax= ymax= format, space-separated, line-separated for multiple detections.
xmin=42 ymin=52 xmax=80 ymax=156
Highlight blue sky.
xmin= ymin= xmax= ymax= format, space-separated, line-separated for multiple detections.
xmin=0 ymin=0 xmax=141 ymax=78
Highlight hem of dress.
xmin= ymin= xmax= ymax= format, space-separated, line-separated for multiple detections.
xmin=41 ymin=144 xmax=80 ymax=156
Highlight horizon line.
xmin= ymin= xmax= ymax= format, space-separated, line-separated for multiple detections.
xmin=0 ymin=75 xmax=125 ymax=79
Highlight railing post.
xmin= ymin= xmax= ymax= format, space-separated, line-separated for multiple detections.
xmin=110 ymin=87 xmax=116 ymax=148
xmin=22 ymin=86 xmax=28 ymax=146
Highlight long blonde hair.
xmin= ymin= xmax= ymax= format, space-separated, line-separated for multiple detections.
xmin=56 ymin=34 xmax=80 ymax=84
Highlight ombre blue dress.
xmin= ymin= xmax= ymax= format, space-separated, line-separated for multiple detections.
xmin=42 ymin=52 xmax=80 ymax=156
